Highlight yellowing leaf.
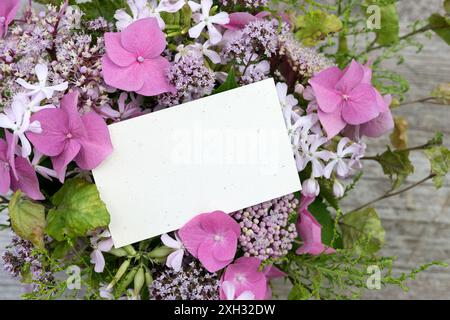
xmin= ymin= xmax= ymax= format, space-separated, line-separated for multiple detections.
xmin=9 ymin=191 xmax=46 ymax=249
xmin=390 ymin=117 xmax=408 ymax=150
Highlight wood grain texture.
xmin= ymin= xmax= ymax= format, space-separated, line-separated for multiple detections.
xmin=0 ymin=0 xmax=449 ymax=300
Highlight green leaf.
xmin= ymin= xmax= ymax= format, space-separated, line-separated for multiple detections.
xmin=295 ymin=9 xmax=342 ymax=46
xmin=288 ymin=284 xmax=312 ymax=300
xmin=428 ymin=14 xmax=450 ymax=45
xmin=445 ymin=0 xmax=450 ymax=14
xmin=70 ymin=0 xmax=127 ymax=21
xmin=8 ymin=192 xmax=46 ymax=249
xmin=375 ymin=4 xmax=400 ymax=45
xmin=45 ymin=178 xmax=110 ymax=241
xmin=213 ymin=66 xmax=238 ymax=94
xmin=309 ymin=199 xmax=342 ymax=248
xmin=375 ymin=147 xmax=414 ymax=189
xmin=424 ymin=146 xmax=450 ymax=188
xmin=426 ymin=131 xmax=444 ymax=147
xmin=341 ymin=208 xmax=385 ymax=255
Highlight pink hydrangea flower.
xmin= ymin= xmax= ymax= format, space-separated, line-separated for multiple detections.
xmin=296 ymin=196 xmax=335 ymax=255
xmin=27 ymin=91 xmax=113 ymax=182
xmin=219 ymin=257 xmax=280 ymax=300
xmin=102 ymin=18 xmax=175 ymax=96
xmin=0 ymin=131 xmax=43 ymax=200
xmin=0 ymin=0 xmax=20 ymax=37
xmin=178 ymin=211 xmax=240 ymax=272
xmin=221 ymin=281 xmax=255 ymax=300
xmin=309 ymin=60 xmax=386 ymax=139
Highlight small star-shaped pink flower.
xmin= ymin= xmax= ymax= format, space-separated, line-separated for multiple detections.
xmin=102 ymin=18 xmax=175 ymax=96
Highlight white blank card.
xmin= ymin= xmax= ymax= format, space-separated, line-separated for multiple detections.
xmin=92 ymin=79 xmax=301 ymax=247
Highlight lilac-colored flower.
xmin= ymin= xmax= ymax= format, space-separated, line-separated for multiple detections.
xmin=102 ymin=18 xmax=175 ymax=96
xmin=239 ymin=60 xmax=269 ymax=85
xmin=301 ymin=178 xmax=320 ymax=198
xmin=16 ymin=64 xmax=68 ymax=102
xmin=333 ymin=180 xmax=345 ymax=198
xmin=100 ymin=93 xmax=143 ymax=121
xmin=115 ymin=0 xmax=167 ymax=30
xmin=158 ymin=0 xmax=201 ymax=13
xmin=161 ymin=233 xmax=185 ymax=272
xmin=90 ymin=229 xmax=114 ymax=273
xmin=0 ymin=98 xmax=42 ymax=158
xmin=178 ymin=211 xmax=240 ymax=272
xmin=323 ymin=137 xmax=361 ymax=179
xmin=0 ymin=0 xmax=20 ymax=37
xmin=31 ymin=149 xmax=57 ymax=181
xmin=189 ymin=0 xmax=230 ymax=44
xmin=0 ymin=132 xmax=44 ymax=200
xmin=186 ymin=40 xmax=221 ymax=64
xmin=99 ymin=283 xmax=114 ymax=299
xmin=221 ymin=281 xmax=255 ymax=300
xmin=295 ymin=134 xmax=332 ymax=177
xmin=27 ymin=91 xmax=113 ymax=182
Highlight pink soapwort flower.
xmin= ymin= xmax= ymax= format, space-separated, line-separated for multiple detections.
xmin=221 ymin=281 xmax=255 ymax=300
xmin=16 ymin=64 xmax=68 ymax=102
xmin=224 ymin=12 xmax=258 ymax=31
xmin=102 ymin=18 xmax=175 ymax=97
xmin=27 ymin=91 xmax=113 ymax=183
xmin=296 ymin=196 xmax=335 ymax=256
xmin=0 ymin=0 xmax=20 ymax=37
xmin=189 ymin=0 xmax=230 ymax=44
xmin=219 ymin=257 xmax=268 ymax=300
xmin=301 ymin=178 xmax=320 ymax=198
xmin=309 ymin=60 xmax=384 ymax=139
xmin=90 ymin=229 xmax=114 ymax=273
xmin=161 ymin=233 xmax=185 ymax=272
xmin=186 ymin=40 xmax=222 ymax=64
xmin=0 ymin=132 xmax=44 ymax=200
xmin=178 ymin=211 xmax=240 ymax=272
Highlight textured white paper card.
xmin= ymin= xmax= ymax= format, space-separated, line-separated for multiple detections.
xmin=92 ymin=79 xmax=301 ymax=247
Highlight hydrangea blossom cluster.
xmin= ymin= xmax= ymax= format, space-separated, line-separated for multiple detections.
xmin=149 ymin=260 xmax=220 ymax=300
xmin=231 ymin=194 xmax=298 ymax=260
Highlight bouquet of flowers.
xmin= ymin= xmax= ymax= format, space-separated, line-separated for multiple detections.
xmin=1 ymin=0 xmax=449 ymax=300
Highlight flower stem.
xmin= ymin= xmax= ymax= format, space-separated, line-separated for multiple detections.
xmin=347 ymin=173 xmax=436 ymax=213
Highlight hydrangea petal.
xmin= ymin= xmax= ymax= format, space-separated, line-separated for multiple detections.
xmin=336 ymin=59 xmax=365 ymax=93
xmin=102 ymin=55 xmax=145 ymax=92
xmin=120 ymin=18 xmax=166 ymax=58
xmin=342 ymin=84 xmax=379 ymax=125
xmin=198 ymin=239 xmax=231 ymax=272
xmin=27 ymin=109 xmax=69 ymax=157
xmin=309 ymin=83 xmax=343 ymax=113
xmin=317 ymin=109 xmax=346 ymax=139
xmin=10 ymin=157 xmax=44 ymax=200
xmin=360 ymin=109 xmax=394 ymax=138
xmin=51 ymin=139 xmax=81 ymax=183
xmin=136 ymin=57 xmax=175 ymax=96
xmin=75 ymin=112 xmax=113 ymax=170
xmin=104 ymin=32 xmax=137 ymax=67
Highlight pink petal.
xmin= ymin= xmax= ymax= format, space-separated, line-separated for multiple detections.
xmin=27 ymin=109 xmax=69 ymax=157
xmin=10 ymin=157 xmax=44 ymax=200
xmin=102 ymin=56 xmax=144 ymax=92
xmin=309 ymin=83 xmax=343 ymax=113
xmin=317 ymin=109 xmax=347 ymax=139
xmin=0 ymin=0 xmax=20 ymax=36
xmin=120 ymin=18 xmax=166 ymax=58
xmin=263 ymin=265 xmax=287 ymax=280
xmin=224 ymin=12 xmax=257 ymax=30
xmin=198 ymin=239 xmax=232 ymax=272
xmin=212 ymin=230 xmax=238 ymax=262
xmin=0 ymin=140 xmax=11 ymax=193
xmin=309 ymin=66 xmax=342 ymax=89
xmin=135 ymin=57 xmax=175 ymax=96
xmin=341 ymin=84 xmax=379 ymax=125
xmin=74 ymin=112 xmax=113 ymax=170
xmin=97 ymin=238 xmax=114 ymax=252
xmin=237 ymin=291 xmax=255 ymax=300
xmin=104 ymin=32 xmax=137 ymax=67
xmin=178 ymin=213 xmax=208 ymax=258
xmin=360 ymin=109 xmax=394 ymax=138
xmin=199 ymin=211 xmax=240 ymax=237
xmin=51 ymin=139 xmax=81 ymax=183
xmin=336 ymin=59 xmax=365 ymax=93
xmin=221 ymin=281 xmax=236 ymax=300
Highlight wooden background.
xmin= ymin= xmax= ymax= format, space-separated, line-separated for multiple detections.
xmin=1 ymin=0 xmax=449 ymax=299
